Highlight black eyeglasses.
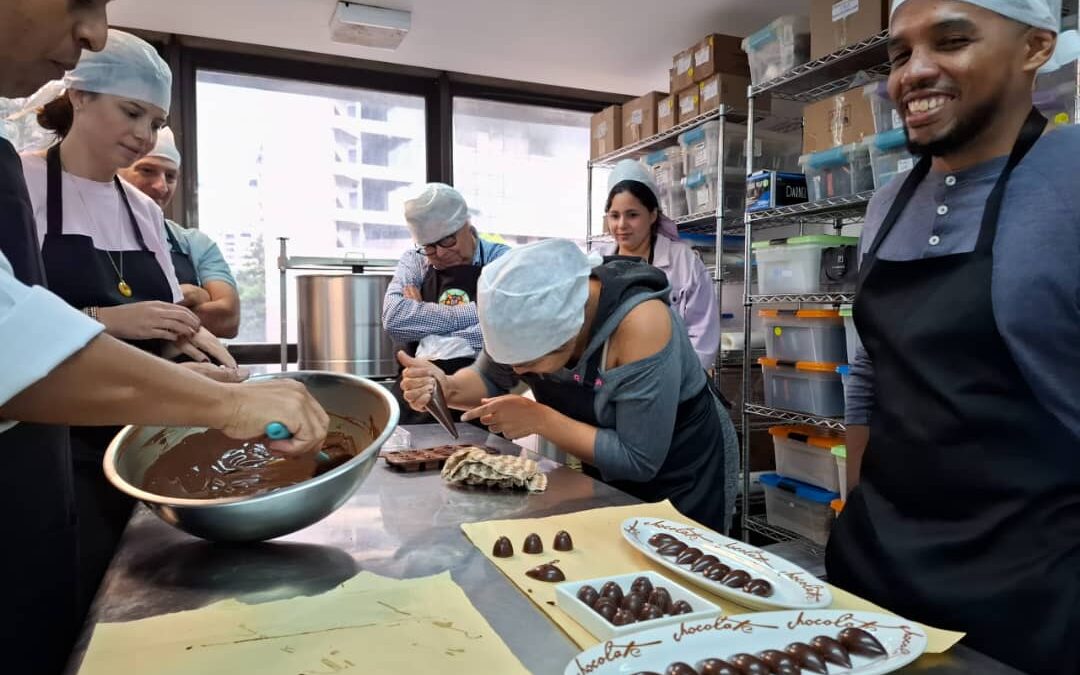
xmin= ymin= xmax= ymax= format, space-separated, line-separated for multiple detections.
xmin=416 ymin=233 xmax=458 ymax=256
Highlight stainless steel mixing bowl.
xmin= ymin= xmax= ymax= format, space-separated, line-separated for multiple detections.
xmin=104 ymin=371 xmax=399 ymax=542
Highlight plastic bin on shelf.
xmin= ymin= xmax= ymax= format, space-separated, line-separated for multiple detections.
xmin=759 ymin=473 xmax=840 ymax=546
xmin=679 ymin=121 xmax=720 ymax=176
xmin=868 ymin=129 xmax=916 ymax=189
xmin=769 ymin=425 xmax=846 ymax=493
xmin=831 ymin=499 xmax=845 ymax=518
xmin=643 ymin=148 xmax=685 ymax=195
xmin=1034 ymin=66 xmax=1076 ymax=127
xmin=759 ymin=357 xmax=845 ymax=417
xmin=863 ymin=81 xmax=903 ymax=134
xmin=741 ymin=16 xmax=811 ymax=86
xmin=752 ymin=234 xmax=859 ymax=295
xmin=837 ymin=364 xmax=852 ymax=408
xmin=832 ymin=444 xmax=849 ymax=499
xmin=839 ymin=304 xmax=861 ymax=363
xmin=799 ymin=143 xmax=874 ymax=201
xmin=659 ymin=188 xmax=688 ymax=218
xmin=760 ymin=309 xmax=847 ymax=363
xmin=683 ymin=171 xmax=718 ymax=215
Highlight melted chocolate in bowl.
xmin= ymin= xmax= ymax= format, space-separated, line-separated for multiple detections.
xmin=141 ymin=430 xmax=359 ymax=500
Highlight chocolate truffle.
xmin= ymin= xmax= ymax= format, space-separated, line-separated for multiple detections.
xmin=698 ymin=658 xmax=739 ymax=675
xmin=675 ymin=547 xmax=703 ymax=566
xmin=647 ymin=587 xmax=672 ymax=613
xmin=743 ymin=578 xmax=774 ymax=597
xmin=690 ymin=554 xmax=719 ymax=573
xmin=729 ymin=653 xmax=771 ymax=675
xmin=630 ymin=575 xmax=654 ymax=596
xmin=720 ymin=569 xmax=752 ymax=588
xmin=810 ymin=635 xmax=852 ymax=668
xmin=665 ymin=662 xmax=698 ymax=675
xmin=576 ymin=584 xmax=599 ymax=606
xmin=758 ymin=650 xmax=799 ymax=675
xmin=648 ymin=533 xmax=677 ymax=547
xmin=637 ymin=603 xmax=664 ymax=621
xmin=525 ymin=562 xmax=565 ymax=582
xmin=492 ymin=536 xmax=513 ymax=558
xmin=785 ymin=642 xmax=829 ymax=675
xmin=631 ymin=672 xmax=662 ymax=675
xmin=838 ymin=627 xmax=887 ymax=657
xmin=553 ymin=530 xmax=574 ymax=551
xmin=704 ymin=563 xmax=731 ymax=581
xmin=593 ymin=597 xmax=618 ymax=621
xmin=600 ymin=581 xmax=624 ymax=604
xmin=522 ymin=533 xmax=543 ymax=554
xmin=612 ymin=609 xmax=637 ymax=626
xmin=669 ymin=600 xmax=693 ymax=615
xmin=657 ymin=541 xmax=688 ymax=557
xmin=621 ymin=591 xmax=647 ymax=616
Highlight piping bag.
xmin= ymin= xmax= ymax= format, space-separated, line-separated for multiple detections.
xmin=427 ymin=380 xmax=459 ymax=439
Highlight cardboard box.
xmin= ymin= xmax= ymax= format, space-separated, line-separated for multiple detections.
xmin=692 ymin=33 xmax=749 ymax=81
xmin=802 ymin=91 xmax=875 ymax=154
xmin=698 ymin=74 xmax=761 ymax=115
xmin=657 ymin=95 xmax=677 ymax=133
xmin=622 ymin=92 xmax=664 ymax=144
xmin=810 ymin=0 xmax=889 ymax=59
xmin=676 ymin=86 xmax=700 ymax=123
xmin=590 ymin=105 xmax=622 ymax=159
xmin=671 ymin=48 xmax=696 ymax=93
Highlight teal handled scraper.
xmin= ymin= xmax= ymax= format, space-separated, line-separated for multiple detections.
xmin=266 ymin=422 xmax=330 ymax=462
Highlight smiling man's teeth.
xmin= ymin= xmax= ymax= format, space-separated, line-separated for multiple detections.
xmin=908 ymin=96 xmax=947 ymax=114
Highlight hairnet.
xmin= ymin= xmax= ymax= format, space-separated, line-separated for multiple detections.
xmin=478 ymin=239 xmax=602 ymax=365
xmin=145 ymin=126 xmax=181 ymax=167
xmin=404 ymin=183 xmax=470 ymax=245
xmin=607 ymin=159 xmax=680 ymax=241
xmin=891 ymin=0 xmax=1080 ymax=73
xmin=63 ymin=30 xmax=172 ymax=113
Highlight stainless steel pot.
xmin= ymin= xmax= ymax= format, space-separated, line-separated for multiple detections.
xmin=103 ymin=371 xmax=399 ymax=542
xmin=297 ymin=274 xmax=397 ymax=378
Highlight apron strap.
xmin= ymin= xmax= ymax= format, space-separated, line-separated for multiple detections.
xmin=113 ymin=179 xmax=149 ymax=252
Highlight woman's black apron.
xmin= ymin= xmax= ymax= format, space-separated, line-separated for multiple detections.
xmin=523 ymin=260 xmax=729 ymax=529
xmin=826 ymin=110 xmax=1080 ymax=674
xmin=41 ymin=145 xmax=177 ymax=620
xmin=0 ymin=139 xmax=80 ymax=675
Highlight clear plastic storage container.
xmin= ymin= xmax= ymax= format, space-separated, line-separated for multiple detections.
xmin=832 ymin=444 xmax=849 ymax=499
xmin=643 ymin=147 xmax=685 ymax=194
xmin=683 ymin=171 xmax=718 ymax=215
xmin=799 ymin=143 xmax=874 ymax=201
xmin=759 ymin=473 xmax=839 ymax=545
xmin=867 ymin=129 xmax=916 ymax=189
xmin=752 ymin=234 xmax=859 ymax=295
xmin=679 ymin=121 xmax=720 ymax=176
xmin=863 ymin=81 xmax=903 ymax=134
xmin=837 ymin=364 xmax=852 ymax=406
xmin=839 ymin=304 xmax=861 ymax=363
xmin=741 ymin=16 xmax=811 ymax=86
xmin=760 ymin=309 xmax=847 ymax=363
xmin=759 ymin=357 xmax=845 ymax=417
xmin=769 ymin=425 xmax=845 ymax=493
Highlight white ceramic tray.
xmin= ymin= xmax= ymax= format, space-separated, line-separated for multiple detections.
xmin=555 ymin=571 xmax=722 ymax=641
xmin=563 ymin=609 xmax=928 ymax=675
xmin=621 ymin=517 xmax=832 ymax=610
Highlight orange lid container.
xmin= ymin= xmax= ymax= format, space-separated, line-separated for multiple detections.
xmin=758 ymin=357 xmax=843 ymax=373
xmin=768 ymin=425 xmax=845 ymax=450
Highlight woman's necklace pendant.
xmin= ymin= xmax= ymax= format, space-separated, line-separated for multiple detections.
xmin=118 ymin=280 xmax=133 ymax=298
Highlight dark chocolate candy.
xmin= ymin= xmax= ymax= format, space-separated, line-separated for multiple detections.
xmin=630 ymin=575 xmax=655 ymax=596
xmin=647 ymin=587 xmax=672 ymax=613
xmin=690 ymin=554 xmax=719 ymax=573
xmin=648 ymin=533 xmax=677 ymax=547
xmin=729 ymin=653 xmax=771 ymax=675
xmin=637 ymin=603 xmax=664 ymax=621
xmin=621 ymin=591 xmax=647 ymax=616
xmin=720 ymin=569 xmax=752 ymax=588
xmin=743 ymin=578 xmax=774 ymax=597
xmin=553 ymin=530 xmax=574 ymax=551
xmin=630 ymin=672 xmax=662 ymax=675
xmin=525 ymin=562 xmax=564 ymax=582
xmin=657 ymin=541 xmax=688 ymax=557
xmin=698 ymin=658 xmax=739 ymax=675
xmin=838 ymin=627 xmax=888 ymax=657
xmin=665 ymin=662 xmax=698 ymax=675
xmin=593 ymin=597 xmax=619 ymax=621
xmin=785 ymin=642 xmax=829 ymax=674
xmin=669 ymin=600 xmax=693 ymax=615
xmin=576 ymin=585 xmax=599 ymax=607
xmin=758 ymin=649 xmax=799 ymax=675
xmin=810 ymin=635 xmax=852 ymax=668
xmin=600 ymin=581 xmax=624 ymax=604
xmin=612 ymin=608 xmax=637 ymax=626
xmin=522 ymin=533 xmax=543 ymax=554
xmin=675 ymin=547 xmax=703 ymax=566
xmin=704 ymin=563 xmax=731 ymax=581
xmin=492 ymin=536 xmax=513 ymax=558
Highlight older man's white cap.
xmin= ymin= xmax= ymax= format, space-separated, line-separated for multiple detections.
xmin=478 ymin=239 xmax=601 ymax=365
xmin=891 ymin=0 xmax=1080 ymax=72
xmin=146 ymin=126 xmax=181 ymax=167
xmin=404 ymin=183 xmax=469 ymax=245
xmin=64 ymin=30 xmax=172 ymax=113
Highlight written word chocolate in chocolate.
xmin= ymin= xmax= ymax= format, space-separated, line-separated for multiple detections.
xmin=492 ymin=536 xmax=513 ymax=558
xmin=698 ymin=658 xmax=739 ymax=675
xmin=743 ymin=578 xmax=774 ymax=597
xmin=838 ymin=627 xmax=887 ymax=657
xmin=785 ymin=642 xmax=829 ymax=674
xmin=553 ymin=530 xmax=574 ymax=551
xmin=524 ymin=561 xmax=564 ymax=582
xmin=522 ymin=533 xmax=543 ymax=554
xmin=810 ymin=635 xmax=852 ymax=668
xmin=576 ymin=585 xmax=599 ymax=606
xmin=730 ymin=653 xmax=771 ymax=675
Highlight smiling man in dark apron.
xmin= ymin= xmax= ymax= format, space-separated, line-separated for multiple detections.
xmin=827 ymin=1 xmax=1080 ymax=672
xmin=383 ymin=183 xmax=508 ymax=423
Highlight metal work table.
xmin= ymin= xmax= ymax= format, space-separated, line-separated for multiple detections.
xmin=67 ymin=424 xmax=1020 ymax=674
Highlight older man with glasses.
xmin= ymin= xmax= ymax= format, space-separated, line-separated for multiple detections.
xmin=383 ymin=183 xmax=508 ymax=423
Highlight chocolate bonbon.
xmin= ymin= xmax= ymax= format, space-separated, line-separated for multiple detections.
xmin=524 ymin=561 xmax=565 ymax=582
xmin=637 ymin=603 xmax=664 ymax=621
xmin=553 ymin=530 xmax=574 ymax=551
xmin=669 ymin=600 xmax=693 ymax=615
xmin=664 ymin=663 xmax=697 ymax=675
xmin=690 ymin=554 xmax=719 ymax=573
xmin=492 ymin=536 xmax=513 ymax=558
xmin=758 ymin=649 xmax=799 ymax=675
xmin=839 ymin=627 xmax=887 ymax=657
xmin=704 ymin=563 xmax=730 ymax=581
xmin=522 ymin=533 xmax=543 ymax=554
xmin=698 ymin=658 xmax=739 ymax=675
xmin=621 ymin=591 xmax=647 ymax=617
xmin=647 ymin=587 xmax=672 ymax=613
xmin=810 ymin=635 xmax=853 ymax=668
xmin=743 ymin=578 xmax=774 ymax=597
xmin=593 ymin=597 xmax=618 ymax=622
xmin=576 ymin=584 xmax=599 ymax=606
xmin=612 ymin=609 xmax=637 ymax=626
xmin=575 ymin=577 xmax=692 ymax=627
xmin=657 ymin=540 xmax=688 ymax=557
xmin=600 ymin=581 xmax=624 ymax=604
xmin=675 ymin=547 xmax=703 ymax=566
xmin=648 ymin=533 xmax=677 ymax=547
xmin=730 ymin=653 xmax=770 ymax=675
xmin=630 ymin=575 xmax=654 ymax=596
xmin=645 ymin=533 xmax=776 ymax=598
xmin=720 ymin=569 xmax=752 ymax=588
xmin=785 ymin=642 xmax=829 ymax=674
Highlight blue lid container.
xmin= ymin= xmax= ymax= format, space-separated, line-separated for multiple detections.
xmin=759 ymin=473 xmax=840 ymax=504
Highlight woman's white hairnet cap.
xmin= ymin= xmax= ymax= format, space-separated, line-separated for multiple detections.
xmin=891 ymin=0 xmax=1080 ymax=73
xmin=64 ymin=30 xmax=172 ymax=113
xmin=608 ymin=159 xmax=660 ymax=200
xmin=404 ymin=183 xmax=469 ymax=245
xmin=478 ymin=239 xmax=602 ymax=365
xmin=146 ymin=126 xmax=181 ymax=167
